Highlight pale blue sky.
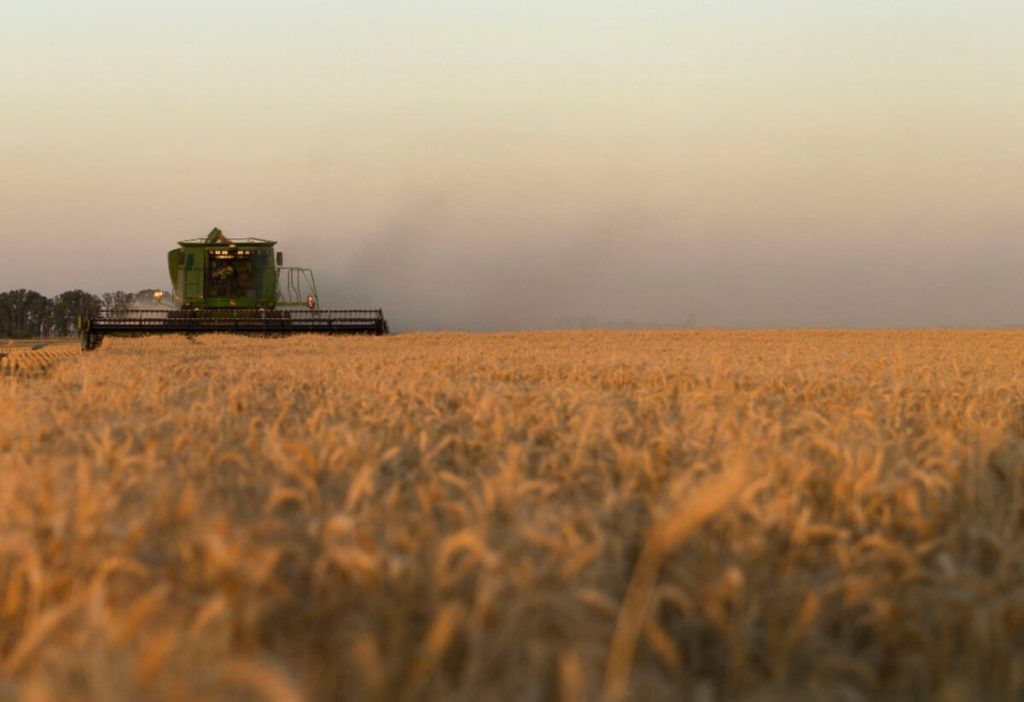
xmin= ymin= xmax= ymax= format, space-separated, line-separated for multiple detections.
xmin=1 ymin=1 xmax=1022 ymax=327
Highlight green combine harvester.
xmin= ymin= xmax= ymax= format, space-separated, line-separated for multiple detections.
xmin=81 ymin=228 xmax=387 ymax=350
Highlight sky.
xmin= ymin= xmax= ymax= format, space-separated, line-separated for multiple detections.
xmin=1 ymin=1 xmax=1022 ymax=329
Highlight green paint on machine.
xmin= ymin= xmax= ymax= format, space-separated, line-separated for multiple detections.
xmin=170 ymin=229 xmax=283 ymax=310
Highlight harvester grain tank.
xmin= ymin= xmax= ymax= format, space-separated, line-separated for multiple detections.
xmin=81 ymin=228 xmax=387 ymax=349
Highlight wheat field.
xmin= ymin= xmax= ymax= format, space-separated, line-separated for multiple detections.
xmin=1 ymin=330 xmax=1023 ymax=701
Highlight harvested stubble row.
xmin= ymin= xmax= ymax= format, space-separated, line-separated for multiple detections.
xmin=0 ymin=345 xmax=79 ymax=376
xmin=1 ymin=330 xmax=1023 ymax=702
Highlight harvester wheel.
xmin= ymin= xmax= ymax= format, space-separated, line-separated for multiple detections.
xmin=80 ymin=319 xmax=101 ymax=351
xmin=81 ymin=333 xmax=101 ymax=351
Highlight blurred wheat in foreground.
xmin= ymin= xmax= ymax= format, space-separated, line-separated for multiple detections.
xmin=1 ymin=330 xmax=1023 ymax=701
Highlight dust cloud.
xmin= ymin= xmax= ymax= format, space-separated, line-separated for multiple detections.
xmin=304 ymin=208 xmax=1024 ymax=332
xmin=312 ymin=210 xmax=695 ymax=332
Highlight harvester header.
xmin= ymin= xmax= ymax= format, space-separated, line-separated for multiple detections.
xmin=81 ymin=228 xmax=387 ymax=349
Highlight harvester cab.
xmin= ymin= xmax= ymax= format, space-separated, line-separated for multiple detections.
xmin=168 ymin=227 xmax=318 ymax=311
xmin=81 ymin=228 xmax=387 ymax=350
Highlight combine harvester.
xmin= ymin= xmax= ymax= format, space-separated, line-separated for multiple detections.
xmin=81 ymin=228 xmax=387 ymax=350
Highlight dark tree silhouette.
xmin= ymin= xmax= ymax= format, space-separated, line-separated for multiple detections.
xmin=1 ymin=288 xmax=169 ymax=338
xmin=0 ymin=289 xmax=51 ymax=338
xmin=101 ymin=291 xmax=135 ymax=315
xmin=47 ymin=290 xmax=102 ymax=336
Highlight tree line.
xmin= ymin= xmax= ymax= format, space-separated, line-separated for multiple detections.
xmin=0 ymin=289 xmax=162 ymax=338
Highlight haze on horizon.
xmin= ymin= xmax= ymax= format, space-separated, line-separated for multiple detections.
xmin=2 ymin=1 xmax=1022 ymax=330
